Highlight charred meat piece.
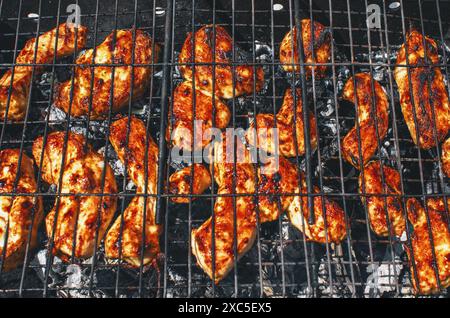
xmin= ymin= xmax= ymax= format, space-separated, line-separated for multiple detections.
xmin=359 ymin=161 xmax=406 ymax=237
xmin=287 ymin=174 xmax=347 ymax=244
xmin=32 ymin=132 xmax=117 ymax=261
xmin=191 ymin=133 xmax=257 ymax=283
xmin=246 ymin=87 xmax=317 ymax=158
xmin=405 ymin=198 xmax=450 ymax=295
xmin=166 ymin=82 xmax=231 ymax=152
xmin=106 ymin=116 xmax=161 ymax=267
xmin=169 ymin=164 xmax=211 ymax=204
xmin=55 ymin=29 xmax=159 ymax=119
xmin=0 ymin=23 xmax=87 ymax=121
xmin=394 ymin=30 xmax=449 ymax=149
xmin=179 ymin=25 xmax=264 ymax=99
xmin=279 ymin=19 xmax=331 ymax=77
xmin=442 ymin=137 xmax=450 ymax=177
xmin=33 ymin=131 xmax=87 ymax=185
xmin=257 ymin=156 xmax=299 ymax=223
xmin=192 ymin=133 xmax=347 ymax=282
xmin=0 ymin=149 xmax=43 ymax=271
xmin=342 ymin=73 xmax=389 ymax=169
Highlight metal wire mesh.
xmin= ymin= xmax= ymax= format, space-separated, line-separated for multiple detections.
xmin=0 ymin=0 xmax=448 ymax=298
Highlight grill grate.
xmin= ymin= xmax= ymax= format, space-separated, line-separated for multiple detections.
xmin=0 ymin=0 xmax=448 ymax=298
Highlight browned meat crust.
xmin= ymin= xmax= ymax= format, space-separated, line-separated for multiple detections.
xmin=105 ymin=116 xmax=161 ymax=267
xmin=32 ymin=131 xmax=117 ymax=260
xmin=169 ymin=164 xmax=211 ymax=204
xmin=405 ymin=198 xmax=450 ymax=295
xmin=246 ymin=88 xmax=317 ymax=158
xmin=394 ymin=30 xmax=449 ymax=149
xmin=0 ymin=23 xmax=87 ymax=121
xmin=359 ymin=161 xmax=406 ymax=237
xmin=179 ymin=25 xmax=264 ymax=99
xmin=54 ymin=29 xmax=159 ymax=119
xmin=166 ymin=82 xmax=231 ymax=152
xmin=279 ymin=19 xmax=331 ymax=77
xmin=342 ymin=73 xmax=389 ymax=169
xmin=0 ymin=149 xmax=43 ymax=271
xmin=192 ymin=134 xmax=347 ymax=282
xmin=191 ymin=133 xmax=256 ymax=283
xmin=257 ymin=156 xmax=298 ymax=223
xmin=287 ymin=174 xmax=347 ymax=244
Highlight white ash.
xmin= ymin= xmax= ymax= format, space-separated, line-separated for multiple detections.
xmin=37 ymin=72 xmax=54 ymax=99
xmin=31 ymin=249 xmax=63 ymax=288
xmin=153 ymin=69 xmax=164 ymax=78
xmin=320 ymin=98 xmax=335 ymax=117
xmin=44 ymin=104 xmax=110 ymax=138
xmin=323 ymin=119 xmax=339 ymax=136
xmin=164 ymin=268 xmax=187 ymax=298
xmin=280 ymin=216 xmax=290 ymax=243
xmin=363 ymin=245 xmax=407 ymax=297
xmin=58 ymin=264 xmax=104 ymax=298
xmin=44 ymin=104 xmax=67 ymax=124
xmin=317 ymin=251 xmax=354 ymax=297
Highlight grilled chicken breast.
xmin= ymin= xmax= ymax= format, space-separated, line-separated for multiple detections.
xmin=394 ymin=30 xmax=450 ymax=149
xmin=279 ymin=19 xmax=331 ymax=77
xmin=169 ymin=164 xmax=211 ymax=204
xmin=0 ymin=23 xmax=87 ymax=121
xmin=106 ymin=116 xmax=161 ymax=267
xmin=55 ymin=29 xmax=159 ymax=119
xmin=192 ymin=134 xmax=347 ymax=282
xmin=191 ymin=133 xmax=257 ymax=283
xmin=342 ymin=73 xmax=389 ymax=169
xmin=359 ymin=161 xmax=406 ymax=237
xmin=246 ymin=88 xmax=317 ymax=158
xmin=0 ymin=149 xmax=43 ymax=271
xmin=179 ymin=25 xmax=264 ymax=99
xmin=32 ymin=131 xmax=117 ymax=261
xmin=287 ymin=174 xmax=347 ymax=244
xmin=405 ymin=198 xmax=450 ymax=295
xmin=442 ymin=137 xmax=450 ymax=177
xmin=171 ymin=155 xmax=298 ymax=222
xmin=257 ymin=156 xmax=299 ymax=223
xmin=166 ymin=81 xmax=231 ymax=152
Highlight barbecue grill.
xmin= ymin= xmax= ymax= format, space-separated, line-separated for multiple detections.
xmin=0 ymin=0 xmax=449 ymax=298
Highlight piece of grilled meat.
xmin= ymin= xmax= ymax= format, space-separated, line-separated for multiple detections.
xmin=442 ymin=137 xmax=450 ymax=177
xmin=257 ymin=156 xmax=299 ymax=223
xmin=359 ymin=161 xmax=406 ymax=237
xmin=173 ymin=154 xmax=298 ymax=222
xmin=287 ymin=173 xmax=347 ymax=244
xmin=106 ymin=116 xmax=161 ymax=267
xmin=342 ymin=73 xmax=389 ymax=169
xmin=169 ymin=164 xmax=211 ymax=204
xmin=0 ymin=23 xmax=87 ymax=121
xmin=55 ymin=29 xmax=159 ymax=119
xmin=166 ymin=82 xmax=231 ymax=152
xmin=394 ymin=30 xmax=450 ymax=149
xmin=405 ymin=198 xmax=450 ymax=295
xmin=0 ymin=149 xmax=43 ymax=271
xmin=179 ymin=25 xmax=264 ymax=99
xmin=279 ymin=19 xmax=331 ymax=77
xmin=32 ymin=131 xmax=117 ymax=261
xmin=246 ymin=88 xmax=317 ymax=158
xmin=191 ymin=133 xmax=257 ymax=283
xmin=192 ymin=132 xmax=347 ymax=282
